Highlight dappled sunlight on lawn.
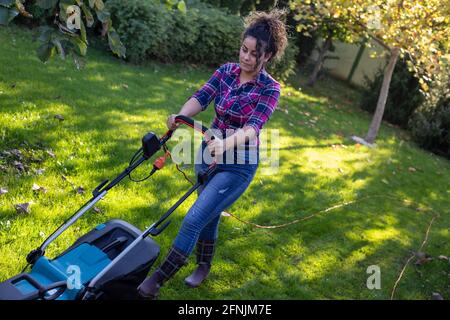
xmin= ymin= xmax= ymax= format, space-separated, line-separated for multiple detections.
xmin=1 ymin=26 xmax=449 ymax=299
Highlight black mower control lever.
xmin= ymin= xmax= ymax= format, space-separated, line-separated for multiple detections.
xmin=26 ymin=248 xmax=45 ymax=265
xmin=148 ymin=220 xmax=172 ymax=237
xmin=93 ymin=179 xmax=109 ymax=197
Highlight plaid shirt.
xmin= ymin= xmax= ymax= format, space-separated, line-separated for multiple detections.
xmin=190 ymin=62 xmax=281 ymax=145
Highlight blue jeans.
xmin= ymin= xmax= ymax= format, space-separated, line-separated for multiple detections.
xmin=173 ymin=141 xmax=258 ymax=256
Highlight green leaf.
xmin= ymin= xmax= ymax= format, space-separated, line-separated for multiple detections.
xmin=35 ymin=0 xmax=58 ymax=10
xmin=95 ymin=8 xmax=110 ymax=23
xmin=80 ymin=19 xmax=87 ymax=44
xmin=80 ymin=2 xmax=94 ymax=27
xmin=0 ymin=6 xmax=18 ymax=25
xmin=36 ymin=41 xmax=55 ymax=62
xmin=70 ymin=36 xmax=87 ymax=56
xmin=0 ymin=0 xmax=15 ymax=7
xmin=94 ymin=0 xmax=104 ymax=11
xmin=37 ymin=25 xmax=54 ymax=42
xmin=52 ymin=38 xmax=65 ymax=59
xmin=177 ymin=0 xmax=186 ymax=14
xmin=107 ymin=28 xmax=126 ymax=59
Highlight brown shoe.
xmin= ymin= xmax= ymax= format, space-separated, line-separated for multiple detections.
xmin=184 ymin=240 xmax=215 ymax=288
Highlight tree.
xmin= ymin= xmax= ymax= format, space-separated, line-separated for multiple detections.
xmin=290 ymin=0 xmax=449 ymax=144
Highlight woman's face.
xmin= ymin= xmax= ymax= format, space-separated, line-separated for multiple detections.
xmin=239 ymin=36 xmax=271 ymax=74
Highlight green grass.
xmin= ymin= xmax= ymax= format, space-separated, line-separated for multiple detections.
xmin=1 ymin=25 xmax=449 ymax=300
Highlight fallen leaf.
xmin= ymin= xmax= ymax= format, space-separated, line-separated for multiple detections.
xmin=93 ymin=207 xmax=103 ymax=214
xmin=414 ymin=251 xmax=433 ymax=265
xmin=122 ymin=84 xmax=129 ymax=89
xmin=54 ymin=114 xmax=64 ymax=121
xmin=15 ymin=203 xmax=31 ymax=214
xmin=221 ymin=211 xmax=231 ymax=217
xmin=76 ymin=186 xmax=85 ymax=194
xmin=0 ymin=187 xmax=8 ymax=195
xmin=13 ymin=161 xmax=25 ymax=171
xmin=10 ymin=149 xmax=22 ymax=159
xmin=431 ymin=292 xmax=444 ymax=300
xmin=438 ymin=255 xmax=449 ymax=261
xmin=338 ymin=168 xmax=344 ymax=174
xmin=408 ymin=167 xmax=417 ymax=172
xmin=46 ymin=149 xmax=55 ymax=158
xmin=381 ymin=179 xmax=389 ymax=185
xmin=32 ymin=183 xmax=47 ymax=193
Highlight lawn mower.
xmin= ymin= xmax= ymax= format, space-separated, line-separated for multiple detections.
xmin=0 ymin=115 xmax=216 ymax=300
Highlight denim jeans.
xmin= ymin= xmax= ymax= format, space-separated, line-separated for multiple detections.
xmin=173 ymin=141 xmax=258 ymax=256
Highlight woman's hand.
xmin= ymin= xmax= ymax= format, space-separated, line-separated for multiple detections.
xmin=206 ymin=136 xmax=226 ymax=159
xmin=167 ymin=114 xmax=180 ymax=130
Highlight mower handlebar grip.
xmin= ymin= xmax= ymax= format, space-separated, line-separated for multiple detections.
xmin=161 ymin=115 xmax=215 ymax=149
xmin=174 ymin=115 xmax=210 ymax=135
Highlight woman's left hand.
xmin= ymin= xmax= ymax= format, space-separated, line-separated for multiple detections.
xmin=206 ymin=136 xmax=226 ymax=158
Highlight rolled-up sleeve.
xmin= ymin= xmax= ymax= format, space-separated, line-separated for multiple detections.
xmin=190 ymin=64 xmax=226 ymax=111
xmin=244 ymin=83 xmax=281 ymax=135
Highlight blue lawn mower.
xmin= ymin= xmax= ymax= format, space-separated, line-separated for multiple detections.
xmin=0 ymin=116 xmax=216 ymax=300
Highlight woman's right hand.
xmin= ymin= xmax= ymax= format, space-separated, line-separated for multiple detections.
xmin=167 ymin=114 xmax=181 ymax=130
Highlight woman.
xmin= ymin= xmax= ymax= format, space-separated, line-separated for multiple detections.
xmin=138 ymin=9 xmax=288 ymax=299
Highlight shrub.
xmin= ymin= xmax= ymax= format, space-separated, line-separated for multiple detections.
xmin=107 ymin=0 xmax=171 ymax=63
xmin=108 ymin=0 xmax=298 ymax=81
xmin=266 ymin=35 xmax=299 ymax=81
xmin=409 ymin=88 xmax=449 ymax=158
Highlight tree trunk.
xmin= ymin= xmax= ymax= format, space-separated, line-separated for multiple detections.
xmin=365 ymin=48 xmax=400 ymax=144
xmin=307 ymin=35 xmax=332 ymax=86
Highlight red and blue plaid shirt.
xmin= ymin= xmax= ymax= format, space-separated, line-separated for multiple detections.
xmin=190 ymin=62 xmax=281 ymax=145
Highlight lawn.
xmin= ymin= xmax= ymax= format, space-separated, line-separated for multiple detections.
xmin=0 ymin=25 xmax=449 ymax=300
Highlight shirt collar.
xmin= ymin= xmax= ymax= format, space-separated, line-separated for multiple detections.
xmin=232 ymin=63 xmax=267 ymax=87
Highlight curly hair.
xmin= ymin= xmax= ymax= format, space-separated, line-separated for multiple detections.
xmin=241 ymin=8 xmax=288 ymax=70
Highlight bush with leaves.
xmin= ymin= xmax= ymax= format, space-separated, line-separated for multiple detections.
xmin=408 ymin=80 xmax=449 ymax=159
xmin=107 ymin=0 xmax=170 ymax=63
xmin=360 ymin=59 xmax=425 ymax=129
xmin=108 ymin=0 xmax=297 ymax=81
xmin=266 ymin=35 xmax=299 ymax=81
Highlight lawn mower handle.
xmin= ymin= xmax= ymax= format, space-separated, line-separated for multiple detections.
xmin=160 ymin=115 xmax=215 ymax=145
xmin=26 ymin=115 xmax=215 ymax=266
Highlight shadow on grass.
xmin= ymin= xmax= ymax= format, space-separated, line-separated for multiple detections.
xmin=1 ymin=26 xmax=449 ymax=299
